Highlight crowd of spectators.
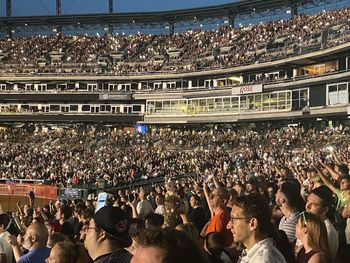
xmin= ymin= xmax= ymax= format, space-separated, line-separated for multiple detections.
xmin=1 ymin=6 xmax=350 ymax=75
xmin=0 ymin=122 xmax=350 ymax=262
xmin=0 ymin=124 xmax=349 ymax=189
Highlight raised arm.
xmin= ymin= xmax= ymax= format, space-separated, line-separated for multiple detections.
xmin=331 ymin=151 xmax=343 ymax=166
xmin=320 ymin=162 xmax=341 ymax=181
xmin=202 ymin=181 xmax=213 ymax=217
xmin=314 ymin=164 xmax=338 ymax=194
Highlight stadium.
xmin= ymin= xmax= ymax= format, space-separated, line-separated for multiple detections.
xmin=0 ymin=0 xmax=350 ymax=262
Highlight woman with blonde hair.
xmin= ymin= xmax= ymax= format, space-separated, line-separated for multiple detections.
xmin=295 ymin=211 xmax=332 ymax=263
xmin=45 ymin=241 xmax=91 ymax=263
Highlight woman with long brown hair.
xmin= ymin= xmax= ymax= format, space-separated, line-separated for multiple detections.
xmin=295 ymin=211 xmax=332 ymax=263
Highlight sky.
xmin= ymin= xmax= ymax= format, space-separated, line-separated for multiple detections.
xmin=0 ymin=0 xmax=236 ymax=17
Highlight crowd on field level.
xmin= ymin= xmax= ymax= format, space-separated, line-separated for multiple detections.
xmin=0 ymin=122 xmax=349 ymax=262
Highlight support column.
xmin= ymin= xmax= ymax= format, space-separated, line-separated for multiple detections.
xmin=108 ymin=0 xmax=114 ymax=34
xmin=169 ymin=23 xmax=174 ymax=35
xmin=56 ymin=0 xmax=61 ymax=15
xmin=109 ymin=0 xmax=113 ymax=13
xmin=290 ymin=0 xmax=298 ymax=18
xmin=56 ymin=0 xmax=62 ymax=32
xmin=228 ymin=15 xmax=235 ymax=27
xmin=6 ymin=0 xmax=11 ymax=16
xmin=6 ymin=0 xmax=12 ymax=37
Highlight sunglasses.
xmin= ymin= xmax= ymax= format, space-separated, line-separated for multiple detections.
xmin=300 ymin=211 xmax=308 ymax=227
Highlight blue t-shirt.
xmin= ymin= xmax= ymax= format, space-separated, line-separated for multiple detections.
xmin=17 ymin=247 xmax=50 ymax=263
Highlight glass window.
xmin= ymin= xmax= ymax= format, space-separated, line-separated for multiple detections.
xmin=171 ymin=100 xmax=179 ymax=110
xmin=207 ymin=98 xmax=215 ymax=112
xmin=254 ymin=94 xmax=262 ymax=111
xmin=163 ymin=101 xmax=171 ymax=110
xmin=278 ymin=92 xmax=287 ymax=110
xmin=263 ymin=94 xmax=270 ymax=111
xmin=70 ymin=105 xmax=79 ymax=112
xmin=179 ymin=100 xmax=187 ymax=115
xmin=240 ymin=96 xmax=248 ymax=112
xmin=147 ymin=102 xmax=155 ymax=114
xmin=328 ymin=85 xmax=337 ymax=93
xmin=338 ymin=84 xmax=348 ymax=104
xmin=133 ymin=105 xmax=142 ymax=112
xmin=155 ymin=101 xmax=163 ymax=109
xmin=215 ymin=98 xmax=223 ymax=111
xmin=188 ymin=99 xmax=198 ymax=114
xmin=199 ymin=99 xmax=207 ymax=113
xmin=328 ymin=83 xmax=348 ymax=105
xmin=231 ymin=97 xmax=239 ymax=112
xmin=50 ymin=105 xmax=60 ymax=112
xmin=223 ymin=98 xmax=231 ymax=111
xmin=300 ymin=89 xmax=308 ymax=100
xmin=248 ymin=95 xmax=255 ymax=111
xmin=286 ymin=92 xmax=292 ymax=109
xmin=270 ymin=93 xmax=278 ymax=110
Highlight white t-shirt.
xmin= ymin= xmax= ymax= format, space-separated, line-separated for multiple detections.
xmin=0 ymin=231 xmax=13 ymax=263
xmin=345 ymin=218 xmax=350 ymax=244
xmin=324 ymin=218 xmax=338 ymax=258
xmin=136 ymin=199 xmax=154 ymax=220
xmin=238 ymin=238 xmax=286 ymax=263
xmin=154 ymin=205 xmax=165 ymax=216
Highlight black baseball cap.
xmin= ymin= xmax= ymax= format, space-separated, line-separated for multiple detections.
xmin=93 ymin=206 xmax=132 ymax=247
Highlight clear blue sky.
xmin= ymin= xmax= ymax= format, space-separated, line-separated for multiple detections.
xmin=0 ymin=0 xmax=235 ymax=17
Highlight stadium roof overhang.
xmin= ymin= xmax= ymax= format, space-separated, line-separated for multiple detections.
xmin=0 ymin=0 xmax=315 ymax=28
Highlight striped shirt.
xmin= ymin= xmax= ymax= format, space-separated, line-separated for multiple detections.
xmin=278 ymin=211 xmax=300 ymax=244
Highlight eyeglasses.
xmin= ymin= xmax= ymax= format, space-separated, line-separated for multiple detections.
xmin=230 ymin=216 xmax=252 ymax=224
xmin=300 ymin=211 xmax=308 ymax=227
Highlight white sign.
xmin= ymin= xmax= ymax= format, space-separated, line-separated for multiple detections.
xmin=99 ymin=94 xmax=130 ymax=100
xmin=232 ymin=84 xmax=263 ymax=95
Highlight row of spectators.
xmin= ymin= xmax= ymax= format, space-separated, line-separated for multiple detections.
xmin=1 ymin=7 xmax=350 ymax=74
xmin=1 ymin=125 xmax=349 ymax=189
xmin=0 ymin=122 xmax=350 ymax=262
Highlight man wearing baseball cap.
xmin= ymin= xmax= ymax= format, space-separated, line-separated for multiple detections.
xmin=84 ymin=206 xmax=133 ymax=263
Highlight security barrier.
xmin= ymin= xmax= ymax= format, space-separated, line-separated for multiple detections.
xmin=0 ymin=183 xmax=58 ymax=200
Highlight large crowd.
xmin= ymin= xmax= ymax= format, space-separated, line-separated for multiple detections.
xmin=0 ymin=123 xmax=350 ymax=262
xmin=0 ymin=125 xmax=349 ymax=188
xmin=1 ymin=5 xmax=350 ymax=263
xmin=1 ymin=7 xmax=350 ymax=75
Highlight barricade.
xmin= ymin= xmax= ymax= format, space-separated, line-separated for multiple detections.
xmin=0 ymin=183 xmax=57 ymax=200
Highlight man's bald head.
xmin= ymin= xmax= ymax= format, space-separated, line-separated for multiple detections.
xmin=24 ymin=223 xmax=49 ymax=249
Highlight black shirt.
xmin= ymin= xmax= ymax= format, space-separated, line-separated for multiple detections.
xmin=188 ymin=206 xmax=207 ymax=232
xmin=94 ymin=249 xmax=132 ymax=263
